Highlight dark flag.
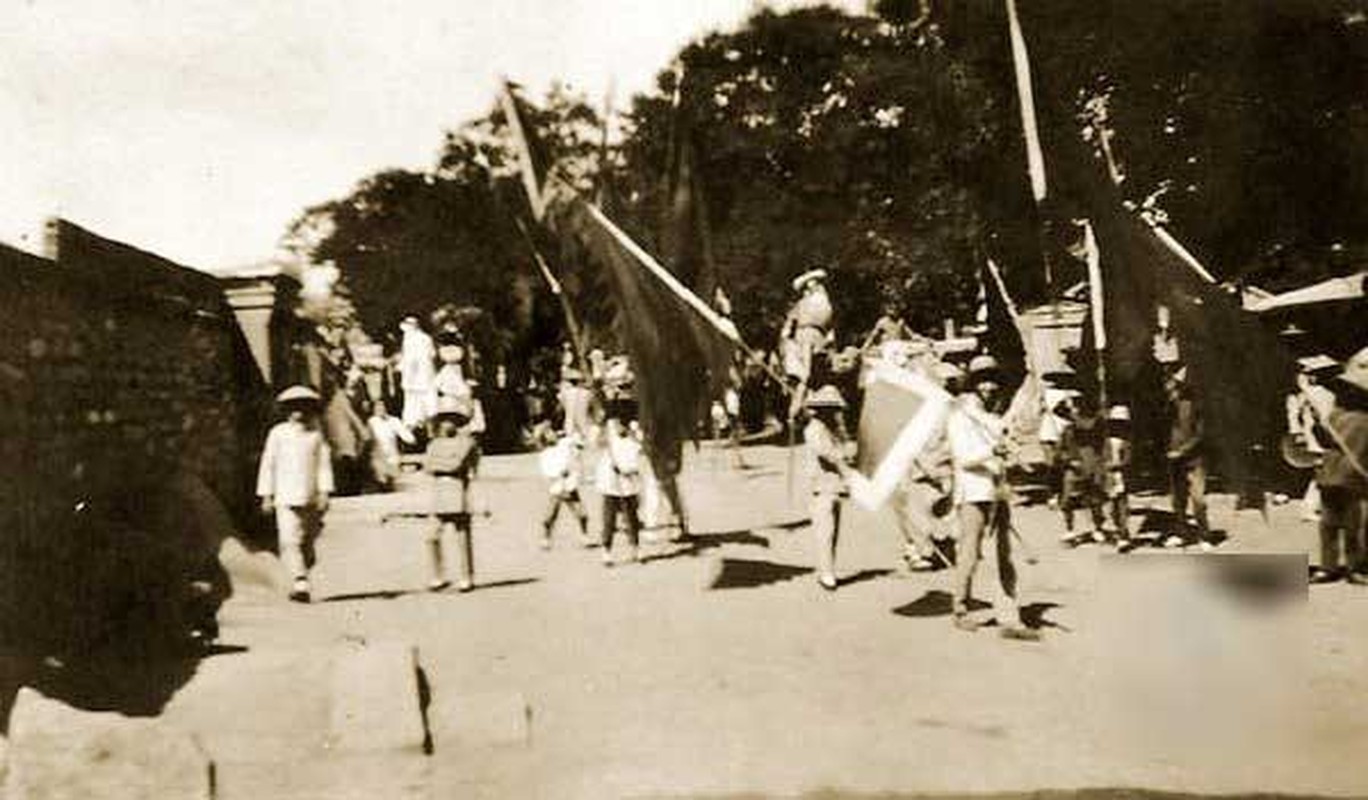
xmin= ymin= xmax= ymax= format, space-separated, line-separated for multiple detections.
xmin=1083 ymin=174 xmax=1295 ymax=488
xmin=658 ymin=69 xmax=716 ymax=295
xmin=554 ymin=200 xmax=739 ymax=460
xmin=501 ymin=82 xmax=741 ymax=462
xmin=499 ymin=81 xmax=555 ymax=222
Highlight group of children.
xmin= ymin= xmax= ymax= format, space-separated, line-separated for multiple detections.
xmin=1043 ymin=396 xmax=1135 ymax=550
xmin=255 ymin=380 xmax=678 ymax=603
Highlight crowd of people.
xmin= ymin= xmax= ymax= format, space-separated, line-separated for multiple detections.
xmin=253 ymin=270 xmax=1368 ymax=636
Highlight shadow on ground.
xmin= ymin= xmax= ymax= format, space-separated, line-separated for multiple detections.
xmin=708 ymin=558 xmax=812 ymax=590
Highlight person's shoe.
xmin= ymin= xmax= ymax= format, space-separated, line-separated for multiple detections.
xmin=1091 ymin=530 xmax=1107 ymax=544
xmin=1197 ymin=539 xmax=1216 ymax=553
xmin=288 ymin=579 xmax=311 ymax=604
xmin=905 ymin=556 xmax=937 ymax=572
xmin=539 ymin=536 xmax=552 ymax=551
xmin=1309 ymin=567 xmax=1341 ymax=584
xmin=818 ymin=574 xmax=838 ymax=592
xmin=630 ymin=548 xmax=643 ymax=564
xmin=1162 ymin=534 xmax=1186 ymax=549
xmin=578 ymin=532 xmax=595 ymax=548
xmin=1058 ymin=529 xmax=1076 ymax=543
xmin=602 ymin=551 xmax=615 ymax=568
xmin=1346 ymin=572 xmax=1368 ymax=586
xmin=457 ymin=580 xmax=474 ymax=593
xmin=952 ymin=613 xmax=979 ymax=632
xmin=1000 ymin=625 xmax=1042 ymax=642
xmin=428 ymin=578 xmax=452 ymax=592
xmin=1115 ymin=538 xmax=1139 ymax=554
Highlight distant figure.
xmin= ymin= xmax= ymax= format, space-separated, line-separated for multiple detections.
xmin=1104 ymin=405 xmax=1134 ymax=548
xmin=947 ymin=355 xmax=1039 ymax=640
xmin=596 ymin=400 xmax=644 ymax=567
xmin=399 ymin=316 xmax=437 ymax=429
xmin=257 ymin=386 xmax=334 ymax=603
xmin=1059 ymin=396 xmax=1107 ymax=545
xmin=425 ymin=395 xmax=481 ymax=592
xmin=367 ymin=400 xmax=414 ymax=491
xmin=539 ymin=432 xmax=590 ymax=549
xmin=1310 ymin=347 xmax=1368 ymax=585
xmin=803 ymin=384 xmax=853 ymax=591
xmin=1163 ymin=368 xmax=1211 ymax=549
xmin=781 ymin=268 xmax=835 ymax=417
xmin=558 ymin=367 xmax=595 ymax=440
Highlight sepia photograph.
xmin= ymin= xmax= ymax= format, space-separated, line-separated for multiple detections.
xmin=1 ymin=1 xmax=1366 ymax=797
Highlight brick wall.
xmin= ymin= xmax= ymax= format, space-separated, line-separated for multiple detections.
xmin=0 ymin=221 xmax=271 ymax=658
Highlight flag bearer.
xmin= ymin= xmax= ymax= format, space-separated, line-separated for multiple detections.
xmin=257 ymin=386 xmax=334 ymax=603
xmin=947 ymin=356 xmax=1039 ymax=640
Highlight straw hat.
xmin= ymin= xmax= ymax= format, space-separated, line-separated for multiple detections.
xmin=805 ymin=384 xmax=847 ymax=410
xmin=1336 ymin=347 xmax=1368 ymax=394
xmin=276 ymin=385 xmax=321 ymax=405
xmin=791 ymin=268 xmax=828 ymax=293
xmin=1297 ymin=354 xmax=1339 ymax=375
xmin=968 ymin=354 xmax=1000 ymax=376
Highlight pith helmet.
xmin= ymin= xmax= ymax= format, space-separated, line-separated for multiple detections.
xmin=805 ymin=384 xmax=847 ymax=410
xmin=276 ymin=385 xmax=321 ymax=405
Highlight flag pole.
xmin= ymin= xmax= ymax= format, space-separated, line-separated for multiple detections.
xmin=1004 ymin=0 xmax=1055 ymax=294
xmin=512 ymin=215 xmax=592 ymax=382
xmin=1081 ymin=219 xmax=1109 ymax=413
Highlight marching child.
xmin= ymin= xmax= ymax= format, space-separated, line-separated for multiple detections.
xmin=539 ymin=431 xmax=591 ymax=549
xmin=1105 ymin=405 xmax=1134 ymax=548
xmin=803 ymin=384 xmax=854 ymax=591
xmin=596 ymin=399 xmax=645 ymax=566
xmin=425 ymin=395 xmax=481 ymax=591
xmin=1058 ymin=396 xmax=1108 ymax=545
xmin=256 ymin=386 xmax=334 ymax=603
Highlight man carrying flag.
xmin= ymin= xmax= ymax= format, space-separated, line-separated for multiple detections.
xmin=947 ymin=355 xmax=1040 ymax=641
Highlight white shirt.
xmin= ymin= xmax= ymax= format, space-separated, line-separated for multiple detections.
xmin=595 ymin=430 xmax=643 ymax=497
xmin=540 ymin=439 xmax=582 ymax=495
xmin=256 ymin=421 xmax=334 ymax=507
xmin=948 ymin=398 xmax=1005 ymax=505
xmin=368 ymin=414 xmax=414 ymax=461
xmin=400 ymin=329 xmax=436 ymax=391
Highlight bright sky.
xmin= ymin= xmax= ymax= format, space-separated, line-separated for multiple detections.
xmin=0 ymin=0 xmax=862 ymax=273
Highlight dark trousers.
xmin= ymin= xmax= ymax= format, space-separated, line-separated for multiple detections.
xmin=1319 ymin=486 xmax=1364 ymax=573
xmin=543 ymin=491 xmax=587 ymax=537
xmin=1169 ymin=456 xmax=1209 ymax=538
xmin=601 ymin=495 xmax=641 ymax=551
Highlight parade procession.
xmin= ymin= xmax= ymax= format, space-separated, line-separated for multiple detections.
xmin=2 ymin=1 xmax=1368 ymax=797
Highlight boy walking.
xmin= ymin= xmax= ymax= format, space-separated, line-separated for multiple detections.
xmin=539 ymin=431 xmax=591 ymax=549
xmin=426 ymin=396 xmax=481 ymax=591
xmin=257 ymin=386 xmax=334 ymax=603
xmin=596 ymin=401 xmax=644 ymax=566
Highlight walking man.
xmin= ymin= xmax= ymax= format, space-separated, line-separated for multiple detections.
xmin=948 ymin=356 xmax=1038 ymax=640
xmin=257 ymin=386 xmax=334 ymax=603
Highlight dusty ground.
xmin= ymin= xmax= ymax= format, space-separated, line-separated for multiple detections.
xmin=161 ymin=444 xmax=1368 ymax=798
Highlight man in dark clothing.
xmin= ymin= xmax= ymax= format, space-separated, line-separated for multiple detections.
xmin=1311 ymin=347 xmax=1368 ymax=584
xmin=1164 ymin=369 xmax=1211 ymax=549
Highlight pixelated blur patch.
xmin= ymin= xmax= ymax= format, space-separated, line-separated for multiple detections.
xmin=1082 ymin=553 xmax=1308 ymax=777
